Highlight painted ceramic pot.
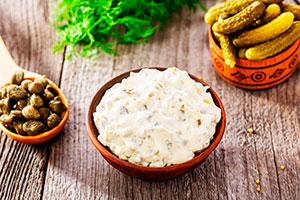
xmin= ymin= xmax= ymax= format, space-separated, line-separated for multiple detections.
xmin=208 ymin=28 xmax=300 ymax=90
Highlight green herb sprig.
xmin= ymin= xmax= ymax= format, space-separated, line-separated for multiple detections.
xmin=52 ymin=0 xmax=206 ymax=59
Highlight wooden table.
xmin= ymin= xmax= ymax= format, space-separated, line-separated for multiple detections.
xmin=0 ymin=0 xmax=299 ymax=199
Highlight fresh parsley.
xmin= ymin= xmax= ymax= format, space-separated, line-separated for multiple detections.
xmin=51 ymin=0 xmax=206 ymax=59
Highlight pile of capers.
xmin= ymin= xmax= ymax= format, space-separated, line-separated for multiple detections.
xmin=0 ymin=71 xmax=66 ymax=136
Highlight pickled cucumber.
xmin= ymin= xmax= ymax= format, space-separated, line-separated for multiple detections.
xmin=251 ymin=19 xmax=263 ymax=28
xmin=233 ymin=12 xmax=294 ymax=47
xmin=245 ymin=21 xmax=300 ymax=60
xmin=213 ymin=30 xmax=221 ymax=42
xmin=212 ymin=1 xmax=266 ymax=34
xmin=261 ymin=0 xmax=283 ymax=3
xmin=205 ymin=0 xmax=255 ymax=25
xmin=281 ymin=3 xmax=300 ymax=20
xmin=262 ymin=3 xmax=281 ymax=23
xmin=215 ymin=32 xmax=236 ymax=68
xmin=238 ymin=48 xmax=247 ymax=58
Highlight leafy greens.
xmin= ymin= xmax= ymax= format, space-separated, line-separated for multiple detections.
xmin=51 ymin=0 xmax=206 ymax=58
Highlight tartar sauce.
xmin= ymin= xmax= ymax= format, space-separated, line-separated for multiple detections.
xmin=93 ymin=68 xmax=221 ymax=167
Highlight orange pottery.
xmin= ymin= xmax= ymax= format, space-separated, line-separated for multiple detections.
xmin=208 ymin=28 xmax=300 ymax=90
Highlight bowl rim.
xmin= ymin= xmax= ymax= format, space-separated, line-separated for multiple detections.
xmin=0 ymin=78 xmax=69 ymax=144
xmin=208 ymin=27 xmax=300 ymax=68
xmin=86 ymin=67 xmax=226 ymax=172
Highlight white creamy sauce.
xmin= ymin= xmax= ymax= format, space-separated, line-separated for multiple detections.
xmin=93 ymin=68 xmax=221 ymax=167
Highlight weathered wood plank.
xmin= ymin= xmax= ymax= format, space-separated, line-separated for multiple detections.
xmin=0 ymin=0 xmax=64 ymax=199
xmin=43 ymin=0 xmax=300 ymax=199
xmin=42 ymin=56 xmax=114 ymax=200
xmin=0 ymin=0 xmax=299 ymax=200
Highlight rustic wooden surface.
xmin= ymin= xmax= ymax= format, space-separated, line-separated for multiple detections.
xmin=0 ymin=0 xmax=299 ymax=199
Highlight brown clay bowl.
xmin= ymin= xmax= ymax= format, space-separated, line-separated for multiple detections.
xmin=208 ymin=28 xmax=300 ymax=90
xmin=86 ymin=67 xmax=226 ymax=181
xmin=0 ymin=77 xmax=69 ymax=145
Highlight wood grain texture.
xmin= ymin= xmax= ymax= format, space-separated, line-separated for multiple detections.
xmin=0 ymin=0 xmax=299 ymax=199
xmin=0 ymin=0 xmax=64 ymax=199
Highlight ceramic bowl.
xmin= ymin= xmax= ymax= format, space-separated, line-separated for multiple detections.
xmin=86 ymin=67 xmax=226 ymax=181
xmin=208 ymin=28 xmax=300 ymax=90
xmin=0 ymin=78 xmax=69 ymax=144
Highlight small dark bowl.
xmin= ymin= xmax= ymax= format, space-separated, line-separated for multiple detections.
xmin=86 ymin=67 xmax=226 ymax=181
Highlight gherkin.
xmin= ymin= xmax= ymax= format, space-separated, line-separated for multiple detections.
xmin=246 ymin=22 xmax=300 ymax=60
xmin=233 ymin=12 xmax=295 ymax=47
xmin=212 ymin=1 xmax=266 ymax=34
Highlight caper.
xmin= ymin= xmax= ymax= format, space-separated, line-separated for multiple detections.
xmin=11 ymin=71 xmax=24 ymax=85
xmin=22 ymin=120 xmax=44 ymax=135
xmin=0 ymin=88 xmax=7 ymax=99
xmin=22 ymin=105 xmax=41 ymax=119
xmin=6 ymin=85 xmax=28 ymax=100
xmin=21 ymin=80 xmax=32 ymax=90
xmin=43 ymin=89 xmax=55 ymax=101
xmin=6 ymin=85 xmax=16 ymax=93
xmin=13 ymin=121 xmax=26 ymax=135
xmin=35 ymin=76 xmax=48 ymax=87
xmin=15 ymin=99 xmax=27 ymax=110
xmin=28 ymin=81 xmax=44 ymax=94
xmin=10 ymin=110 xmax=23 ymax=118
xmin=47 ymin=113 xmax=60 ymax=128
xmin=30 ymin=94 xmax=43 ymax=108
xmin=0 ymin=114 xmax=13 ymax=124
xmin=39 ymin=107 xmax=50 ymax=120
xmin=49 ymin=99 xmax=66 ymax=114
xmin=46 ymin=84 xmax=58 ymax=96
xmin=0 ymin=98 xmax=11 ymax=114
